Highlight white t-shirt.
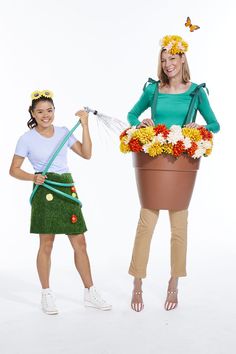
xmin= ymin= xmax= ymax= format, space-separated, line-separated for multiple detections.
xmin=15 ymin=126 xmax=77 ymax=173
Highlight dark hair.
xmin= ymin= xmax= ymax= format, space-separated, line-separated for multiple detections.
xmin=27 ymin=97 xmax=55 ymax=129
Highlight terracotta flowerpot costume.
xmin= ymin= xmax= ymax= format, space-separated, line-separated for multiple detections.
xmin=133 ymin=153 xmax=200 ymax=211
xmin=125 ymin=35 xmax=220 ymax=279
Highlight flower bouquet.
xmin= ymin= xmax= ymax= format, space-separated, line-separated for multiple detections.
xmin=120 ymin=124 xmax=214 ymax=210
xmin=120 ymin=124 xmax=213 ymax=159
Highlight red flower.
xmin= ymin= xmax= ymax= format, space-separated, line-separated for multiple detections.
xmin=198 ymin=126 xmax=213 ymax=140
xmin=187 ymin=142 xmax=198 ymax=156
xmin=173 ymin=141 xmax=185 ymax=157
xmin=154 ymin=124 xmax=170 ymax=138
xmin=120 ymin=128 xmax=130 ymax=139
xmin=129 ymin=138 xmax=143 ymax=152
xmin=71 ymin=186 xmax=76 ymax=193
xmin=71 ymin=214 xmax=78 ymax=224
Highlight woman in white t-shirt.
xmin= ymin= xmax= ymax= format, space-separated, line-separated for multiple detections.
xmin=9 ymin=90 xmax=112 ymax=314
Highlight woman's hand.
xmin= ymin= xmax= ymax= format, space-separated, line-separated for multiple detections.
xmin=34 ymin=174 xmax=47 ymax=185
xmin=75 ymin=110 xmax=89 ymax=127
xmin=72 ymin=110 xmax=92 ymax=159
xmin=185 ymin=123 xmax=202 ymax=129
xmin=137 ymin=119 xmax=154 ymax=128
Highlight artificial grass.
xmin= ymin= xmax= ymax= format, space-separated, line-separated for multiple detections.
xmin=30 ymin=173 xmax=87 ymax=235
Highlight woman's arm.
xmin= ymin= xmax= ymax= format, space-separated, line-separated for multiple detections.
xmin=198 ymin=89 xmax=220 ymax=133
xmin=9 ymin=155 xmax=45 ymax=184
xmin=70 ymin=110 xmax=92 ymax=159
xmin=127 ymin=84 xmax=155 ymax=126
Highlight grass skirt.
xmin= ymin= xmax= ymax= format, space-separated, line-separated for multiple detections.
xmin=30 ymin=173 xmax=87 ymax=235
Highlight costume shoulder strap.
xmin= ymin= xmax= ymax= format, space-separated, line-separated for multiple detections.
xmin=191 ymin=83 xmax=209 ymax=98
xmin=142 ymin=78 xmax=160 ymax=120
xmin=184 ymin=83 xmax=209 ymax=125
xmin=143 ymin=77 xmax=160 ymax=91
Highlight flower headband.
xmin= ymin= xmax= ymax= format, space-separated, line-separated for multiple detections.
xmin=160 ymin=35 xmax=188 ymax=55
xmin=31 ymin=90 xmax=54 ymax=101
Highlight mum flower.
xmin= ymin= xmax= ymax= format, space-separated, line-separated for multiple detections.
xmin=132 ymin=126 xmax=155 ymax=144
xmin=120 ymin=124 xmax=213 ymax=159
xmin=182 ymin=127 xmax=202 ymax=142
xmin=167 ymin=125 xmax=184 ymax=144
xmin=120 ymin=136 xmax=131 ymax=153
xmin=145 ymin=142 xmax=163 ymax=157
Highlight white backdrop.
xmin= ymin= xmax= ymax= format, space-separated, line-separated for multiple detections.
xmin=0 ymin=1 xmax=235 ymax=354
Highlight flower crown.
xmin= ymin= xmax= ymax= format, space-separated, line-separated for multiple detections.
xmin=31 ymin=90 xmax=54 ymax=101
xmin=160 ymin=35 xmax=188 ymax=55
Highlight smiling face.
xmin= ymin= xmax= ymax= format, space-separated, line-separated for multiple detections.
xmin=31 ymin=100 xmax=55 ymax=129
xmin=161 ymin=51 xmax=185 ymax=79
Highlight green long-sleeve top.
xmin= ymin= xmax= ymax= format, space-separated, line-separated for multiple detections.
xmin=128 ymin=82 xmax=220 ymax=133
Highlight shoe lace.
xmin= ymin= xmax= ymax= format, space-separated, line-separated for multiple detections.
xmin=42 ymin=293 xmax=56 ymax=308
xmin=91 ymin=289 xmax=107 ymax=305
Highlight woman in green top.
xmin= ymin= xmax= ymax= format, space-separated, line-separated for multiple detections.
xmin=128 ymin=35 xmax=220 ymax=312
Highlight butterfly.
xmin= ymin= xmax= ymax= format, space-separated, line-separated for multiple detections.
xmin=185 ymin=17 xmax=200 ymax=32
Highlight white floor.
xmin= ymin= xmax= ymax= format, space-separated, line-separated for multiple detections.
xmin=1 ymin=241 xmax=235 ymax=354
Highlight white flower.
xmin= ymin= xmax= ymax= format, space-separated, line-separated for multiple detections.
xmin=126 ymin=126 xmax=136 ymax=136
xmin=125 ymin=126 xmax=137 ymax=142
xmin=167 ymin=125 xmax=184 ymax=144
xmin=192 ymin=147 xmax=205 ymax=159
xmin=155 ymin=133 xmax=166 ymax=144
xmin=197 ymin=140 xmax=212 ymax=149
xmin=183 ymin=137 xmax=192 ymax=149
xmin=177 ymin=42 xmax=185 ymax=51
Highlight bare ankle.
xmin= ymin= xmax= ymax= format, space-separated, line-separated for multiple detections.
xmin=133 ymin=278 xmax=142 ymax=289
xmin=168 ymin=277 xmax=178 ymax=289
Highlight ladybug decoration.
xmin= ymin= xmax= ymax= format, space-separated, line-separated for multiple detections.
xmin=71 ymin=214 xmax=78 ymax=224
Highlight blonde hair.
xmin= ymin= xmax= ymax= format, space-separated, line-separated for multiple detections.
xmin=157 ymin=49 xmax=190 ymax=86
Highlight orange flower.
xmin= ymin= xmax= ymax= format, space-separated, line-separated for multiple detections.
xmin=173 ymin=141 xmax=185 ymax=157
xmin=198 ymin=126 xmax=213 ymax=140
xmin=120 ymin=128 xmax=130 ymax=139
xmin=129 ymin=138 xmax=142 ymax=152
xmin=187 ymin=142 xmax=198 ymax=157
xmin=154 ymin=124 xmax=170 ymax=138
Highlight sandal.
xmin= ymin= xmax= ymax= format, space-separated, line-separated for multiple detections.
xmin=164 ymin=289 xmax=178 ymax=311
xmin=131 ymin=290 xmax=144 ymax=312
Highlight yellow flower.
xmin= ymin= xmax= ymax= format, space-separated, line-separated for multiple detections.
xmin=147 ymin=143 xmax=163 ymax=157
xmin=205 ymin=148 xmax=212 ymax=156
xmin=31 ymin=89 xmax=54 ymax=101
xmin=205 ymin=141 xmax=213 ymax=156
xmin=41 ymin=90 xmax=53 ymax=99
xmin=162 ymin=143 xmax=173 ymax=155
xmin=46 ymin=193 xmax=53 ymax=201
xmin=182 ymin=127 xmax=202 ymax=142
xmin=132 ymin=127 xmax=155 ymax=144
xmin=31 ymin=90 xmax=41 ymax=100
xmin=161 ymin=35 xmax=188 ymax=55
xmin=120 ymin=136 xmax=131 ymax=153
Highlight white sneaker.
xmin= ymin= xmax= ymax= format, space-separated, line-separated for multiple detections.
xmin=84 ymin=286 xmax=112 ymax=311
xmin=41 ymin=289 xmax=59 ymax=315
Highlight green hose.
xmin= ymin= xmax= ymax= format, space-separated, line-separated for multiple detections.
xmin=30 ymin=121 xmax=82 ymax=205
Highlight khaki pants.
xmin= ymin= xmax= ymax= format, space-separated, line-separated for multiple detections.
xmin=129 ymin=208 xmax=188 ymax=278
